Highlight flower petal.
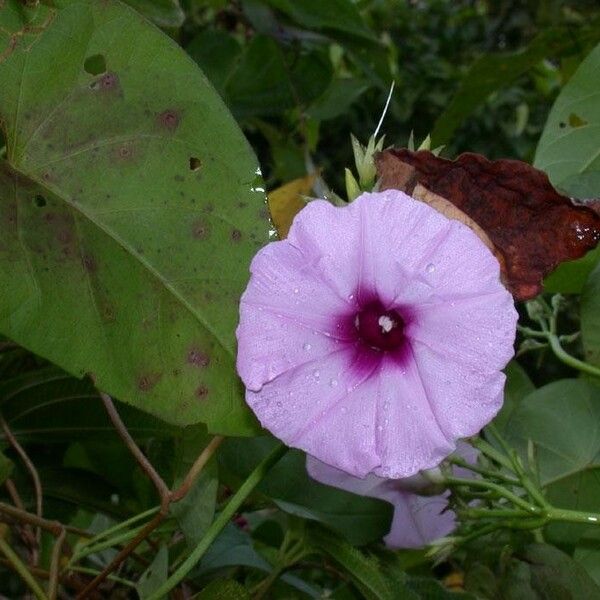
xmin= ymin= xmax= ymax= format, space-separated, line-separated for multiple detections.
xmin=247 ymin=347 xmax=382 ymax=477
xmin=409 ymin=340 xmax=507 ymax=440
xmin=373 ymin=355 xmax=454 ymax=478
xmin=237 ymin=241 xmax=351 ymax=390
xmin=383 ymin=492 xmax=454 ymax=548
xmin=306 ymin=454 xmax=456 ymax=548
xmin=408 ymin=292 xmax=517 ymax=371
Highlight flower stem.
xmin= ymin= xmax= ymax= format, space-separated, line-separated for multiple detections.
xmin=145 ymin=443 xmax=288 ymax=600
xmin=448 ymin=456 xmax=519 ymax=485
xmin=545 ymin=507 xmax=600 ymax=525
xmin=444 ymin=476 xmax=538 ymax=513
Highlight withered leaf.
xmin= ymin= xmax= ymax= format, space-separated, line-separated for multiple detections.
xmin=376 ymin=149 xmax=600 ymax=300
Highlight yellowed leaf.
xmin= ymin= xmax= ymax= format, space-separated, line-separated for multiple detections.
xmin=268 ymin=174 xmax=317 ymax=239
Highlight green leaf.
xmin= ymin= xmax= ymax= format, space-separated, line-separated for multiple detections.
xmin=186 ymin=30 xmax=242 ymax=97
xmin=0 ymin=0 xmax=266 ymax=434
xmin=137 ymin=546 xmax=169 ymax=600
xmin=170 ymin=426 xmax=218 ymax=547
xmin=193 ymin=522 xmax=271 ymax=575
xmin=581 ymin=262 xmax=600 ymax=366
xmin=504 ymin=379 xmax=600 ymax=544
xmin=0 ymin=367 xmax=174 ymax=443
xmin=432 ymin=25 xmax=600 ymax=148
xmin=574 ymin=530 xmax=600 ymax=585
xmin=220 ymin=437 xmax=393 ymax=546
xmin=544 ymin=245 xmax=600 ymax=295
xmin=221 ymin=36 xmax=332 ymax=118
xmin=307 ymin=78 xmax=371 ymax=121
xmin=225 ymin=35 xmax=295 ymax=117
xmin=262 ymin=0 xmax=376 ymax=42
xmin=521 ymin=543 xmax=600 ymax=599
xmin=123 ymin=0 xmax=185 ymax=28
xmin=306 ymin=525 xmax=398 ymax=600
xmin=535 ymin=42 xmax=600 ymax=196
xmin=493 ymin=360 xmax=535 ymax=434
xmin=194 ymin=579 xmax=250 ymax=600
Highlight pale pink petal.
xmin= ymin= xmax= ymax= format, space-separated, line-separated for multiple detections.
xmin=236 ymin=241 xmax=350 ymax=391
xmin=372 ymin=355 xmax=454 ymax=479
xmin=306 ymin=455 xmax=382 ymax=497
xmin=286 ymin=200 xmax=363 ymax=301
xmin=306 ymin=441 xmax=478 ymax=549
xmin=409 ymin=341 xmax=507 ymax=439
xmin=408 ymin=293 xmax=517 ymax=371
xmin=383 ymin=492 xmax=454 ymax=548
xmin=351 ymin=190 xmax=449 ymax=306
xmin=246 ymin=348 xmax=381 ymax=476
xmin=238 ymin=190 xmax=516 ymax=478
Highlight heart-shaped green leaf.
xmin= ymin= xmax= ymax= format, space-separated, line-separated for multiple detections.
xmin=0 ymin=0 xmax=267 ymax=434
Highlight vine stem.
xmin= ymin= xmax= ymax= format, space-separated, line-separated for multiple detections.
xmin=1 ymin=415 xmax=43 ymax=564
xmin=546 ymin=507 xmax=600 ymax=525
xmin=0 ymin=535 xmax=47 ymax=599
xmin=75 ymin=395 xmax=224 ymax=599
xmin=444 ymin=476 xmax=538 ymax=514
xmin=146 ymin=443 xmax=288 ymax=600
xmin=546 ymin=334 xmax=600 ymax=378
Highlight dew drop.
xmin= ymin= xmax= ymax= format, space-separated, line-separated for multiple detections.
xmin=313 ymin=369 xmax=320 ymax=379
xmin=293 ymin=288 xmax=299 ymax=294
xmin=303 ymin=342 xmax=312 ymax=351
xmin=329 ymin=378 xmax=338 ymax=387
xmin=276 ymin=400 xmax=283 ymax=408
xmin=377 ymin=425 xmax=383 ymax=432
xmin=426 ymin=263 xmax=435 ymax=274
xmin=348 ymin=293 xmax=355 ymax=301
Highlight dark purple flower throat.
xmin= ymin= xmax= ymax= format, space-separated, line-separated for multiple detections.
xmin=355 ymin=300 xmax=405 ymax=351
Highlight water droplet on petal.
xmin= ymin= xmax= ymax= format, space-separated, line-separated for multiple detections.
xmin=377 ymin=425 xmax=383 ymax=432
xmin=313 ymin=370 xmax=320 ymax=379
xmin=303 ymin=342 xmax=312 ymax=351
xmin=426 ymin=263 xmax=435 ymax=274
xmin=293 ymin=287 xmax=299 ymax=294
xmin=329 ymin=378 xmax=338 ymax=387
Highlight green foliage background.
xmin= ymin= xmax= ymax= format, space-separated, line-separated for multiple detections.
xmin=1 ymin=0 xmax=600 ymax=598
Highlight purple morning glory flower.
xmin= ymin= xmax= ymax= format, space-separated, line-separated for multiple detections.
xmin=306 ymin=441 xmax=478 ymax=549
xmin=236 ymin=190 xmax=517 ymax=478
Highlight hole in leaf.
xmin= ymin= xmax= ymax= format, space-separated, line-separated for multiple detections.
xmin=189 ymin=157 xmax=202 ymax=171
xmin=84 ymin=54 xmax=107 ymax=76
xmin=34 ymin=194 xmax=47 ymax=208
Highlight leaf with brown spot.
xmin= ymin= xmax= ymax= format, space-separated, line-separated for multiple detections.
xmin=376 ymin=149 xmax=600 ymax=300
xmin=0 ymin=0 xmax=265 ymax=435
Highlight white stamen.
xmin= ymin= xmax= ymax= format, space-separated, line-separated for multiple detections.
xmin=378 ymin=315 xmax=395 ymax=333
